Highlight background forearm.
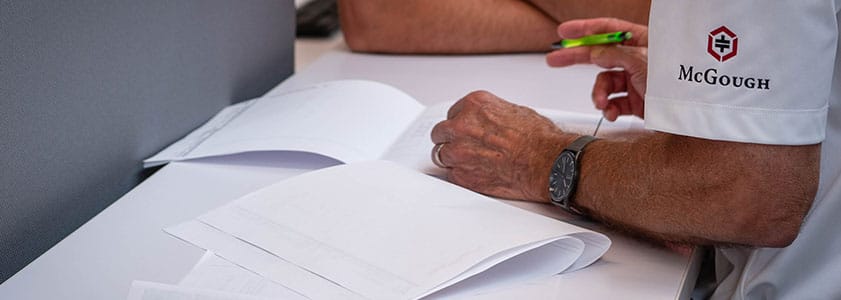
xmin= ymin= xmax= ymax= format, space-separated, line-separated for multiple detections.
xmin=527 ymin=0 xmax=651 ymax=25
xmin=339 ymin=0 xmax=558 ymax=54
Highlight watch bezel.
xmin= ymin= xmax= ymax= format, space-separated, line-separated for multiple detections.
xmin=549 ymin=149 xmax=578 ymax=209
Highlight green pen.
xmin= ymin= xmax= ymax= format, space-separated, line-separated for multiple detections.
xmin=551 ymin=31 xmax=632 ymax=49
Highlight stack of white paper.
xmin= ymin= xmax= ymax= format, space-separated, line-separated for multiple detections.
xmin=177 ymin=251 xmax=307 ymax=299
xmin=165 ymin=161 xmax=610 ymax=299
xmin=139 ymin=80 xmax=641 ymax=299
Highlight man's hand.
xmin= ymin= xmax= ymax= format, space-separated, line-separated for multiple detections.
xmin=546 ymin=18 xmax=649 ymax=121
xmin=430 ymin=91 xmax=575 ymax=202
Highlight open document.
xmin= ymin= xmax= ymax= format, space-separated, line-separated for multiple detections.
xmin=144 ymin=80 xmax=644 ymax=175
xmin=166 ymin=161 xmax=610 ymax=300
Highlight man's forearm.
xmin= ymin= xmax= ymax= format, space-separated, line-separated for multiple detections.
xmin=339 ymin=0 xmax=558 ymax=54
xmin=571 ymin=132 xmax=819 ymax=247
xmin=429 ymin=68 xmax=816 ymax=249
xmin=527 ymin=0 xmax=651 ymax=25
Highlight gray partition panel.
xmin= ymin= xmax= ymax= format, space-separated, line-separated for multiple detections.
xmin=0 ymin=0 xmax=294 ymax=282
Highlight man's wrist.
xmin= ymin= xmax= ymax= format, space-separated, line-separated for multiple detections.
xmin=528 ymin=133 xmax=580 ymax=202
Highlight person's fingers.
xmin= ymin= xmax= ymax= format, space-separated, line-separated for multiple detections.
xmin=431 ymin=118 xmax=505 ymax=147
xmin=547 ymin=44 xmax=646 ymax=75
xmin=437 ymin=140 xmax=501 ymax=169
xmin=602 ymin=96 xmax=644 ymax=120
xmin=447 ymin=165 xmax=497 ymax=195
xmin=615 ymin=97 xmax=632 ymax=116
xmin=430 ymin=120 xmax=454 ymax=144
xmin=588 ymin=46 xmax=647 ymax=78
xmin=592 ymin=70 xmax=628 ymax=110
xmin=546 ymin=46 xmax=594 ymax=67
xmin=549 ymin=45 xmax=647 ymax=98
xmin=447 ymin=99 xmax=466 ymax=120
xmin=557 ymin=18 xmax=648 ymax=46
xmin=449 ymin=90 xmax=502 ymax=119
xmin=631 ymin=95 xmax=644 ymax=118
xmin=626 ymin=94 xmax=644 ymax=118
xmin=603 ymin=103 xmax=620 ymax=121
xmin=591 ymin=46 xmax=648 ymax=97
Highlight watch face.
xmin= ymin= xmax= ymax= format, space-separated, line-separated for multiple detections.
xmin=550 ymin=151 xmax=577 ymax=202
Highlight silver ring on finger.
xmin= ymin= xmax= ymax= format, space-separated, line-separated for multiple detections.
xmin=432 ymin=143 xmax=449 ymax=168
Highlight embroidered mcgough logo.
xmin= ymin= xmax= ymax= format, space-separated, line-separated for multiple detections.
xmin=708 ymin=26 xmax=738 ymax=62
xmin=676 ymin=26 xmax=770 ymax=90
xmin=678 ymin=65 xmax=770 ymax=90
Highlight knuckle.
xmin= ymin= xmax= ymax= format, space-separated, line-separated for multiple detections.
xmin=431 ymin=120 xmax=458 ymax=143
xmin=440 ymin=145 xmax=458 ymax=165
xmin=466 ymin=90 xmax=492 ymax=99
xmin=448 ymin=119 xmax=469 ymax=134
xmin=464 ymin=90 xmax=495 ymax=105
xmin=430 ymin=121 xmax=447 ymax=137
xmin=451 ymin=144 xmax=475 ymax=163
xmin=589 ymin=46 xmax=606 ymax=61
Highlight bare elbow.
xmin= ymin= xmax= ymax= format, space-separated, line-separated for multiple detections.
xmin=650 ymin=136 xmax=820 ymax=248
xmin=343 ymin=30 xmax=391 ymax=53
xmin=342 ymin=30 xmax=372 ymax=53
xmin=341 ymin=23 xmax=411 ymax=54
xmin=720 ymin=191 xmax=811 ymax=248
xmin=751 ymin=210 xmax=806 ymax=248
xmin=732 ymin=150 xmax=819 ymax=248
xmin=761 ymin=182 xmax=816 ymax=247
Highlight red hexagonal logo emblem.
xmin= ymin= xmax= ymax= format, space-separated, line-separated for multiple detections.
xmin=708 ymin=26 xmax=738 ymax=62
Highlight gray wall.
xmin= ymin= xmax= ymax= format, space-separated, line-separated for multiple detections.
xmin=0 ymin=0 xmax=295 ymax=282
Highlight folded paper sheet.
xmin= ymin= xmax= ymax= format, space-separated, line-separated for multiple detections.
xmin=167 ymin=161 xmax=610 ymax=299
xmin=144 ymin=80 xmax=425 ymax=168
xmin=175 ymin=251 xmax=309 ymax=299
xmin=145 ymin=80 xmax=644 ymax=172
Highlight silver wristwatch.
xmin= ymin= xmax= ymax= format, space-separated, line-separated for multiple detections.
xmin=548 ymin=135 xmax=598 ymax=215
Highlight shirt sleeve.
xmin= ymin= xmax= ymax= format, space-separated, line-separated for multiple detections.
xmin=644 ymin=0 xmax=838 ymax=145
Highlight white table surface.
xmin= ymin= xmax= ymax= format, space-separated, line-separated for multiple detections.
xmin=279 ymin=51 xmax=607 ymax=113
xmin=0 ymin=48 xmax=701 ymax=299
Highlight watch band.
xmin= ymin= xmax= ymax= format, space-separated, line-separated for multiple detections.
xmin=565 ymin=135 xmax=597 ymax=153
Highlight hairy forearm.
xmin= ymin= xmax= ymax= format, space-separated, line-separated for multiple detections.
xmin=338 ymin=0 xmax=558 ymax=54
xmin=527 ymin=0 xmax=651 ymax=25
xmin=431 ymin=85 xmax=817 ymax=248
xmin=568 ymin=132 xmax=819 ymax=247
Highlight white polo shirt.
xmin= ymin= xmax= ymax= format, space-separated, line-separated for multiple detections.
xmin=645 ymin=0 xmax=841 ymax=299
